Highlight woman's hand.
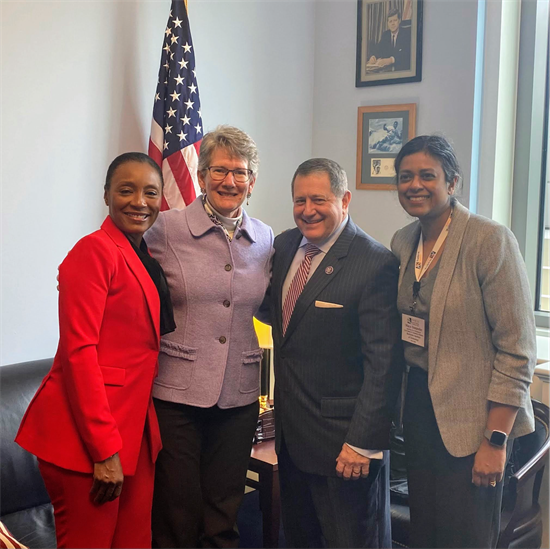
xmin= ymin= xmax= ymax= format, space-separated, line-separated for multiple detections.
xmin=90 ymin=453 xmax=124 ymax=505
xmin=471 ymin=438 xmax=506 ymax=488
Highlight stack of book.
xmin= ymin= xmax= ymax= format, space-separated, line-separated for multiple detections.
xmin=253 ymin=407 xmax=275 ymax=444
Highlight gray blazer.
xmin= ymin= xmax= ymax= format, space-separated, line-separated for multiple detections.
xmin=146 ymin=197 xmax=274 ymax=409
xmin=391 ymin=201 xmax=536 ymax=457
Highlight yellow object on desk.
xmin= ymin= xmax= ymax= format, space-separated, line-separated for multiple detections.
xmin=254 ymin=318 xmax=273 ymax=349
xmin=254 ymin=318 xmax=273 ymax=411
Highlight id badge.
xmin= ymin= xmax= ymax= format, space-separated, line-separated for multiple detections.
xmin=402 ymin=314 xmax=425 ymax=347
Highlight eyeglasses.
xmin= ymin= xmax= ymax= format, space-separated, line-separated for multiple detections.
xmin=206 ymin=166 xmax=253 ymax=183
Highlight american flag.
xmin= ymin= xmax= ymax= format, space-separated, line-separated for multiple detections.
xmin=148 ymin=0 xmax=202 ymax=210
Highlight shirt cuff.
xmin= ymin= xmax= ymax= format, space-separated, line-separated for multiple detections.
xmin=345 ymin=443 xmax=383 ymax=460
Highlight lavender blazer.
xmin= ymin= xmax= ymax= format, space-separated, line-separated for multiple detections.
xmin=145 ymin=197 xmax=274 ymax=409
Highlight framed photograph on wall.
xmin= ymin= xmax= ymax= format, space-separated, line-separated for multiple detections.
xmin=356 ymin=103 xmax=416 ymax=190
xmin=356 ymin=0 xmax=423 ymax=87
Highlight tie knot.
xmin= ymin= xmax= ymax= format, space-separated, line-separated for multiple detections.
xmin=304 ymin=243 xmax=321 ymax=259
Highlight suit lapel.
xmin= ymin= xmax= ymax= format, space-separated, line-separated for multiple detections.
xmin=273 ymin=229 xmax=302 ymax=338
xmin=101 ymin=217 xmax=161 ymax=345
xmin=397 ymin=223 xmax=421 ymax=291
xmin=428 ymin=202 xmax=470 ymax=383
xmin=282 ymin=219 xmax=357 ymax=343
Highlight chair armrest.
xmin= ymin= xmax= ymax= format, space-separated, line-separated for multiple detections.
xmin=498 ymin=411 xmax=550 ymax=548
xmin=512 ymin=433 xmax=550 ymax=486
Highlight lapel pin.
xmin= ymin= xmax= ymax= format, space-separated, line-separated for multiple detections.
xmin=325 ymin=266 xmax=334 ymax=275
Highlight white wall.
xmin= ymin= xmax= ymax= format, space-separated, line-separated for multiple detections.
xmin=2 ymin=2 xmax=166 ymax=365
xmin=0 ymin=0 xmax=315 ymax=365
xmin=311 ymin=0 xmax=479 ymax=248
xmin=190 ymin=1 xmax=315 ymax=235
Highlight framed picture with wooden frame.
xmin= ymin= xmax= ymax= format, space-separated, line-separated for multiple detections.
xmin=356 ymin=0 xmax=423 ymax=87
xmin=356 ymin=103 xmax=416 ymax=190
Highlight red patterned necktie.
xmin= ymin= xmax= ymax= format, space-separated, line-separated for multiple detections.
xmin=282 ymin=243 xmax=321 ymax=335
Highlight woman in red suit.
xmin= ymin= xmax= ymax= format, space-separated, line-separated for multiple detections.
xmin=16 ymin=152 xmax=175 ymax=549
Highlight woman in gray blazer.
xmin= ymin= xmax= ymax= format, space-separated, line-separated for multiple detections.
xmin=391 ymin=135 xmax=536 ymax=548
xmin=146 ymin=126 xmax=274 ymax=548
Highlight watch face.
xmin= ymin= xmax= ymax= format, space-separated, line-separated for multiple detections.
xmin=490 ymin=431 xmax=507 ymax=446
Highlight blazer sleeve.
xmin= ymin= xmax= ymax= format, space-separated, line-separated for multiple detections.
xmin=145 ymin=211 xmax=168 ymax=263
xmin=346 ymin=253 xmax=404 ymax=449
xmin=478 ymin=225 xmax=537 ymax=408
xmin=58 ymin=236 xmax=123 ymax=463
xmin=254 ymin=227 xmax=275 ymax=325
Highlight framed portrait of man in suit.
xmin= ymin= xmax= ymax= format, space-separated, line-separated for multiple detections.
xmin=356 ymin=0 xmax=423 ymax=87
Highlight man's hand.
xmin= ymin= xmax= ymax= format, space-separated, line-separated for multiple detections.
xmin=335 ymin=444 xmax=370 ymax=480
xmin=471 ymin=438 xmax=506 ymax=488
xmin=90 ymin=453 xmax=124 ymax=505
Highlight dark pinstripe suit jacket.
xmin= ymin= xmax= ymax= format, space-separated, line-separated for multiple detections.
xmin=271 ymin=218 xmax=403 ymax=477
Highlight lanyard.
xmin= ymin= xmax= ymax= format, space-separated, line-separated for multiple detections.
xmin=410 ymin=209 xmax=453 ymax=312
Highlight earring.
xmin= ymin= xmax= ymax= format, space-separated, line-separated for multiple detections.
xmin=247 ymin=192 xmax=251 ymax=206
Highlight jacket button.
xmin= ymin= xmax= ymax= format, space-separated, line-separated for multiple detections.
xmin=219 ymin=336 xmax=227 ymax=344
xmin=225 ymin=264 xmax=232 ymax=271
xmin=223 ymin=300 xmax=230 ymax=308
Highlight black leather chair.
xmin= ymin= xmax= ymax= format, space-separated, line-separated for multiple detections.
xmin=389 ymin=399 xmax=550 ymax=549
xmin=498 ymin=400 xmax=550 ymax=548
xmin=2 ymin=358 xmax=548 ymax=549
xmin=0 ymin=359 xmax=56 ymax=548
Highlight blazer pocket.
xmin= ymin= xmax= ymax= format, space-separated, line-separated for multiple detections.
xmin=320 ymin=397 xmax=356 ymax=418
xmin=160 ymin=340 xmax=198 ymax=361
xmin=157 ymin=340 xmax=198 ymax=390
xmin=240 ymin=348 xmax=263 ymax=394
xmin=100 ymin=365 xmax=126 ymax=387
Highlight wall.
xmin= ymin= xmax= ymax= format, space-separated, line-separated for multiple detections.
xmin=190 ymin=1 xmax=315 ymax=235
xmin=311 ymin=0 xmax=479 ymax=248
xmin=0 ymin=0 xmax=315 ymax=365
xmin=1 ymin=1 xmax=162 ymax=365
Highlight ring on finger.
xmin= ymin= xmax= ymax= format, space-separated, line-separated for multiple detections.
xmin=489 ymin=480 xmax=497 ymax=487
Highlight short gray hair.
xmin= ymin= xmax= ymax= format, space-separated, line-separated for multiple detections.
xmin=198 ymin=125 xmax=259 ymax=175
xmin=291 ymin=158 xmax=348 ymax=198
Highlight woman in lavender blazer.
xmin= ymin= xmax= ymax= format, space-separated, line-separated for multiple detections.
xmin=146 ymin=126 xmax=274 ymax=548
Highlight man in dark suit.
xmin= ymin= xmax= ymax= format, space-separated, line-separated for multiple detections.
xmin=269 ymin=158 xmax=402 ymax=547
xmin=368 ymin=9 xmax=411 ymax=71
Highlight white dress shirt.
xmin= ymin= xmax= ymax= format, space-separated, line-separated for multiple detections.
xmin=282 ymin=216 xmax=382 ymax=460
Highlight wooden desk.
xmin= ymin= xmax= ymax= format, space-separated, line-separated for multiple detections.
xmin=247 ymin=439 xmax=280 ymax=548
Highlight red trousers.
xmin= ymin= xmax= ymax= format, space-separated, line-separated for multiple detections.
xmin=38 ymin=435 xmax=154 ymax=549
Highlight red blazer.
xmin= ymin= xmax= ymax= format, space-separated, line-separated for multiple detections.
xmin=16 ymin=217 xmax=162 ymax=475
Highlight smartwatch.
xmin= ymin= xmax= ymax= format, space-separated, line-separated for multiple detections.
xmin=484 ymin=429 xmax=508 ymax=448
